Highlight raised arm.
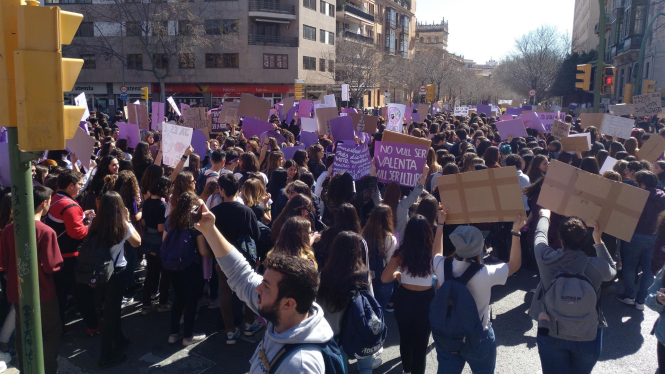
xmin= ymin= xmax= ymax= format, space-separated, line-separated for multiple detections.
xmin=432 ymin=207 xmax=448 ymax=258
xmin=507 ymin=215 xmax=525 ymax=275
xmin=170 ymin=145 xmax=194 ymax=182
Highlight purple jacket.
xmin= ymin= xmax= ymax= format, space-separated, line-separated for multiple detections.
xmin=635 ymin=188 xmax=665 ymax=236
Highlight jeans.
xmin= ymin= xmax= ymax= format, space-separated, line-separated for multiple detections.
xmin=372 ymin=278 xmax=394 ymax=312
xmin=170 ymin=263 xmax=204 ymax=338
xmin=622 ymin=233 xmax=657 ymax=304
xmin=341 ymin=349 xmax=375 ymax=374
xmin=53 ymin=256 xmax=99 ymax=330
xmin=394 ymin=286 xmax=435 ymax=374
xmin=142 ymin=253 xmax=170 ymax=307
xmin=15 ymin=298 xmax=62 ymax=374
xmin=100 ymin=267 xmax=127 ymax=360
xmin=537 ymin=328 xmax=602 ymax=374
xmin=436 ymin=326 xmax=496 ymax=374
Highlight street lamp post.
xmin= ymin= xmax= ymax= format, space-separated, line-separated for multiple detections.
xmin=593 ymin=0 xmax=606 ymax=113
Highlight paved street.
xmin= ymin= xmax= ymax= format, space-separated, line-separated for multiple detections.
xmin=2 ymin=268 xmax=657 ymax=374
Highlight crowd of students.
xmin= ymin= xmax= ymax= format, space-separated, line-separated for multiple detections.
xmin=0 ymin=106 xmax=664 ymax=374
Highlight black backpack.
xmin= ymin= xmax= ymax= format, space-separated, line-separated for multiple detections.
xmin=266 ymin=341 xmax=346 ymax=374
xmin=195 ymin=171 xmax=219 ymax=195
xmin=75 ymin=236 xmax=121 ymax=285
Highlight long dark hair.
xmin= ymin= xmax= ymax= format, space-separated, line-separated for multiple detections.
xmin=319 ymin=231 xmax=369 ymax=313
xmin=327 ymin=172 xmax=354 ymax=206
xmin=113 ymin=170 xmax=140 ymax=212
xmin=140 ymin=164 xmax=164 ymax=196
xmin=362 ymin=204 xmax=395 ymax=261
xmin=316 ymin=204 xmax=361 ymax=266
xmin=168 ymin=191 xmax=198 ymax=231
xmin=267 ymin=168 xmax=288 ymax=197
xmin=171 ymin=172 xmax=195 ymax=209
xmin=526 ymin=154 xmax=547 ymax=182
xmin=185 ymin=153 xmax=201 ymax=180
xmin=88 ymin=191 xmax=127 ymax=248
xmin=90 ymin=155 xmax=117 ymax=196
xmin=382 ymin=182 xmax=401 ymax=227
xmin=271 ymin=194 xmax=314 ymax=243
xmin=393 ymin=215 xmax=433 ymax=278
xmin=272 ymin=216 xmax=317 ymax=268
xmin=132 ymin=141 xmax=153 ymax=182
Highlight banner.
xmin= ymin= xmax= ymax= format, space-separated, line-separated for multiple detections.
xmin=161 ymin=122 xmax=193 ymax=167
xmin=374 ymin=141 xmax=428 ymax=187
xmin=386 ymin=104 xmax=406 ymax=133
xmin=633 ymin=93 xmax=662 ymax=117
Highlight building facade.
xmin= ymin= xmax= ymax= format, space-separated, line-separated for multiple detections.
xmin=572 ymin=0 xmax=601 ymax=53
xmin=48 ymin=0 xmax=335 ymax=113
xmin=414 ymin=18 xmax=448 ymax=53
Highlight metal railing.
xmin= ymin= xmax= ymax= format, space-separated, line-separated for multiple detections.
xmin=340 ymin=30 xmax=374 ymax=44
xmin=248 ymin=0 xmax=296 ymax=15
xmin=248 ymin=34 xmax=298 ymax=47
xmin=343 ymin=3 xmax=374 ymax=22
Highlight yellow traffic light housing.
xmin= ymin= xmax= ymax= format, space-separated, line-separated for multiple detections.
xmin=425 ymin=84 xmax=435 ymax=102
xmin=0 ymin=0 xmax=26 ymax=128
xmin=575 ymin=64 xmax=592 ymax=91
xmin=624 ymin=83 xmax=633 ymax=103
xmin=14 ymin=3 xmax=85 ymax=151
xmin=643 ymin=79 xmax=657 ymax=94
xmin=141 ymin=87 xmax=149 ymax=102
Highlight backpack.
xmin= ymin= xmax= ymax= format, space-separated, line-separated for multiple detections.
xmin=266 ymin=341 xmax=346 ymax=374
xmin=430 ymin=257 xmax=484 ymax=354
xmin=256 ymin=221 xmax=273 ymax=262
xmin=367 ymin=242 xmax=385 ymax=281
xmin=339 ymin=287 xmax=387 ymax=359
xmin=235 ymin=234 xmax=258 ymax=267
xmin=196 ymin=171 xmax=219 ymax=195
xmin=75 ymin=236 xmax=121 ymax=285
xmin=160 ymin=227 xmax=199 ymax=271
xmin=540 ymin=258 xmax=599 ymax=340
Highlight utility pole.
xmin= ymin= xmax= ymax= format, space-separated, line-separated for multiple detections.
xmin=593 ymin=0 xmax=606 ymax=113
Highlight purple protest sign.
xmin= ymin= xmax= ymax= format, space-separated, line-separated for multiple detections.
xmin=299 ymin=100 xmax=312 ymax=119
xmin=495 ymin=119 xmax=528 ymax=138
xmin=537 ymin=111 xmax=565 ymax=132
xmin=262 ymin=130 xmax=286 ymax=145
xmin=242 ymin=117 xmax=274 ymax=139
xmin=355 ymin=131 xmax=371 ymax=145
xmin=330 ymin=116 xmax=355 ymax=141
xmin=282 ymin=145 xmax=307 ymax=160
xmin=285 ymin=106 xmax=297 ymax=124
xmin=0 ymin=128 xmax=6 ymax=143
xmin=79 ymin=121 xmax=88 ymax=133
xmin=333 ymin=143 xmax=372 ymax=180
xmin=499 ymin=114 xmax=515 ymax=121
xmin=299 ymin=131 xmax=319 ymax=147
xmin=477 ymin=104 xmax=491 ymax=116
xmin=0 ymin=143 xmax=10 ymax=186
xmin=519 ymin=112 xmax=546 ymax=133
xmin=152 ymin=102 xmax=165 ymax=130
xmin=341 ymin=108 xmax=358 ymax=114
xmin=506 ymin=107 xmax=523 ymax=116
xmin=116 ymin=122 xmax=140 ymax=148
xmin=412 ymin=113 xmax=421 ymax=123
xmin=374 ymin=141 xmax=428 ymax=187
xmin=191 ymin=129 xmax=208 ymax=157
xmin=405 ymin=106 xmax=413 ymax=123
xmin=180 ymin=103 xmax=190 ymax=113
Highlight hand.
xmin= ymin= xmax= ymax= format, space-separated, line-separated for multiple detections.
xmin=71 ymin=153 xmax=78 ymax=165
xmin=508 ymin=134 xmax=514 ymax=142
xmin=512 ymin=214 xmax=526 ymax=232
xmin=309 ymin=231 xmax=321 ymax=245
xmin=658 ymin=288 xmax=665 ymax=305
xmin=206 ymin=140 xmax=211 ymax=151
xmin=592 ymin=221 xmax=603 ymax=244
xmin=184 ymin=145 xmax=194 ymax=156
xmin=437 ymin=206 xmax=449 ymax=225
xmin=89 ymin=160 xmax=97 ymax=170
xmin=84 ymin=210 xmax=96 ymax=220
xmin=194 ymin=204 xmax=216 ymax=236
xmin=539 ymin=209 xmax=551 ymax=219
xmin=370 ymin=158 xmax=377 ymax=177
xmin=263 ymin=193 xmax=271 ymax=205
xmin=420 ymin=164 xmax=430 ymax=184
xmin=394 ymin=271 xmax=402 ymax=284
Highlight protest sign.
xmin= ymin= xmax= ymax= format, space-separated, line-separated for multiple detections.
xmin=315 ymin=107 xmax=339 ymax=135
xmin=551 ymin=120 xmax=571 ymax=139
xmin=161 ymin=122 xmax=193 ymax=167
xmin=436 ymin=166 xmax=526 ymax=224
xmin=341 ymin=108 xmax=357 ymax=114
xmin=637 ymin=134 xmax=665 ymax=163
xmin=416 ymin=104 xmax=429 ymax=116
xmin=127 ymin=103 xmax=150 ymax=130
xmin=116 ymin=122 xmax=140 ymax=148
xmin=282 ymin=145 xmax=307 ymax=160
xmin=285 ymin=105 xmax=297 ymax=124
xmin=610 ymin=104 xmax=635 ymax=116
xmin=600 ymin=114 xmax=635 ymax=139
xmin=342 ymin=84 xmax=349 ymax=102
xmin=299 ymin=131 xmax=319 ymax=147
xmin=191 ymin=130 xmax=208 ymax=157
xmin=538 ymin=160 xmax=649 ymax=242
xmin=301 ymin=117 xmax=318 ymax=133
xmin=412 ymin=113 xmax=421 ymax=123
xmin=386 ymin=104 xmax=406 ymax=133
xmin=299 ymin=99 xmax=313 ymax=119
xmin=454 ymin=107 xmax=469 ymax=116
xmin=382 ymin=130 xmax=432 ymax=148
xmin=333 ymin=143 xmax=372 ymax=180
xmin=261 ymin=130 xmax=286 ymax=145
xmin=313 ymin=100 xmax=322 ymax=107
xmin=495 ymin=119 xmax=527 ymax=138
xmin=330 ymin=116 xmax=355 ymax=141
xmin=599 ymin=156 xmax=618 ymax=174
xmin=374 ymin=141 xmax=428 ymax=186
xmin=477 ymin=104 xmax=491 ymax=116
xmin=506 ymin=107 xmax=523 ymax=116
xmin=151 ymin=102 xmax=165 ymax=131
xmin=242 ymin=117 xmax=274 ymax=139
xmin=209 ymin=109 xmax=225 ymax=132
xmin=404 ymin=107 xmax=413 ymax=124
xmin=579 ymin=113 xmax=604 ymax=129
xmin=237 ymin=94 xmax=271 ymax=121
xmin=633 ymin=92 xmax=662 ymax=117
xmin=323 ymin=94 xmax=336 ymax=108
xmin=520 ymin=112 xmax=546 ymax=133
xmin=561 ymin=133 xmax=591 ymax=151
xmin=538 ymin=112 xmax=565 ymax=132
xmin=219 ymin=101 xmax=240 ymax=126
xmin=499 ymin=114 xmax=515 ymax=121
xmin=280 ymin=97 xmax=296 ymax=121
xmin=65 ymin=127 xmax=96 ymax=168
xmin=0 ymin=143 xmax=9 ymax=186
xmin=74 ymin=92 xmax=90 ymax=123
xmin=167 ymin=96 xmax=181 ymax=116
xmin=348 ymin=113 xmax=378 ymax=134
xmin=182 ymin=107 xmax=207 ymax=130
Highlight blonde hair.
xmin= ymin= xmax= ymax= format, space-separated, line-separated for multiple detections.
xmin=241 ymin=177 xmax=266 ymax=207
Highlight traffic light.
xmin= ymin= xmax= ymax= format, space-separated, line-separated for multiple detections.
xmin=643 ymin=79 xmax=657 ymax=94
xmin=624 ymin=83 xmax=633 ymax=103
xmin=141 ymin=86 xmax=149 ymax=102
xmin=0 ymin=0 xmax=24 ymax=129
xmin=425 ymin=84 xmax=435 ymax=102
xmin=575 ymin=64 xmax=592 ymax=91
xmin=601 ymin=66 xmax=616 ymax=95
xmin=14 ymin=2 xmax=85 ymax=151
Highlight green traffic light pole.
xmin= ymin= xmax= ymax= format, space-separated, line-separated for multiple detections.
xmin=7 ymin=127 xmax=45 ymax=374
xmin=593 ymin=0 xmax=606 ymax=113
xmin=634 ymin=12 xmax=665 ymax=95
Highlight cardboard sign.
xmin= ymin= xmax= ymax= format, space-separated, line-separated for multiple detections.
xmin=238 ymin=94 xmax=271 ymax=121
xmin=610 ymin=104 xmax=635 ymax=116
xmin=600 ymin=114 xmax=635 ymax=139
xmin=436 ymin=166 xmax=527 ymax=224
xmin=495 ymin=119 xmax=527 ymax=138
xmin=282 ymin=145 xmax=307 ymax=160
xmin=280 ymin=97 xmax=296 ymax=121
xmin=315 ymin=107 xmax=339 ymax=135
xmin=301 ymin=118 xmax=318 ymax=133
xmin=633 ymin=92 xmax=662 ymax=117
xmin=561 ymin=134 xmax=591 ymax=151
xmin=454 ymin=107 xmax=469 ymax=116
xmin=219 ymin=101 xmax=240 ymax=126
xmin=374 ymin=141 xmax=428 ymax=187
xmin=209 ymin=109 xmax=225 ymax=132
xmin=537 ymin=160 xmax=649 ymax=242
xmin=299 ymin=99 xmax=313 ymax=119
xmin=382 ymin=130 xmax=432 ymax=148
xmin=323 ymin=94 xmax=336 ymax=108
xmin=74 ymin=92 xmax=90 ymax=123
xmin=191 ymin=129 xmax=208 ymax=157
xmin=151 ymin=102 xmax=165 ymax=131
xmin=348 ymin=113 xmax=378 ymax=134
xmin=299 ymin=131 xmax=319 ymax=147
xmin=386 ymin=104 xmax=406 ymax=133
xmin=127 ymin=103 xmax=150 ymax=130
xmin=161 ymin=122 xmax=193 ymax=167
xmin=330 ymin=116 xmax=355 ymax=141
xmin=333 ymin=143 xmax=372 ymax=180
xmin=116 ymin=122 xmax=140 ymax=148
xmin=242 ymin=117 xmax=274 ymax=139
xmin=261 ymin=130 xmax=286 ymax=145
xmin=416 ymin=104 xmax=429 ymax=116
xmin=65 ymin=127 xmax=96 ymax=168
xmin=520 ymin=112 xmax=546 ymax=133
xmin=182 ymin=107 xmax=207 ymax=130
xmin=599 ymin=156 xmax=618 ymax=174
xmin=551 ymin=120 xmax=571 ymax=139
xmin=637 ymin=135 xmax=665 ymax=163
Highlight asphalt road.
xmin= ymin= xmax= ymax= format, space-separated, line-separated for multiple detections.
xmin=3 ymin=268 xmax=660 ymax=373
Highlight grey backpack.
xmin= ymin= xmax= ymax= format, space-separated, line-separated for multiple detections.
xmin=542 ymin=258 xmax=599 ymax=341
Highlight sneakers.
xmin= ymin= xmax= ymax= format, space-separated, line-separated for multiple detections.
xmin=121 ymin=296 xmax=134 ymax=308
xmin=385 ymin=303 xmax=394 ymax=313
xmin=141 ymin=305 xmax=157 ymax=315
xmin=157 ymin=303 xmax=172 ymax=312
xmin=372 ymin=357 xmax=382 ymax=369
xmin=636 ymin=302 xmax=645 ymax=311
xmin=167 ymin=334 xmax=183 ymax=344
xmin=244 ymin=320 xmax=264 ymax=336
xmin=226 ymin=328 xmax=240 ymax=345
xmin=208 ymin=299 xmax=220 ymax=309
xmin=616 ymin=294 xmax=636 ymax=305
xmin=183 ymin=334 xmax=206 ymax=346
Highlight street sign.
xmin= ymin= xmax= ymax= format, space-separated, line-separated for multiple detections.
xmin=120 ymin=85 xmax=128 ymax=93
xmin=420 ymin=85 xmax=426 ymax=94
xmin=529 ymin=89 xmax=536 ymax=97
xmin=120 ymin=93 xmax=128 ymax=100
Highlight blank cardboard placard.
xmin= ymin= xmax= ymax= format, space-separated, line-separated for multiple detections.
xmin=436 ymin=166 xmax=526 ymax=224
xmin=127 ymin=103 xmax=150 ymax=130
xmin=219 ymin=102 xmax=240 ymax=125
xmin=579 ymin=113 xmax=604 ymax=129
xmin=301 ymin=118 xmax=318 ymax=133
xmin=417 ymin=104 xmax=429 ymax=116
xmin=315 ymin=107 xmax=339 ymax=135
xmin=348 ymin=113 xmax=379 ymax=134
xmin=600 ymin=114 xmax=635 ymax=139
xmin=537 ymin=160 xmax=649 ymax=242
xmin=561 ymin=135 xmax=591 ymax=152
xmin=637 ymin=135 xmax=665 ymax=163
xmin=382 ymin=130 xmax=432 ymax=148
xmin=238 ymin=94 xmax=271 ymax=121
xmin=65 ymin=127 xmax=96 ymax=166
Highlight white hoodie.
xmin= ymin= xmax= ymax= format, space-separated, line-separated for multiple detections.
xmin=218 ymin=249 xmax=334 ymax=373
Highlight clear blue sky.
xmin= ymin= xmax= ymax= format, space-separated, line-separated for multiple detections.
xmin=415 ymin=0 xmax=575 ymax=64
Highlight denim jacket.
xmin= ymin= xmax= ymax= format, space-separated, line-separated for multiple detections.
xmin=646 ymin=267 xmax=665 ymax=344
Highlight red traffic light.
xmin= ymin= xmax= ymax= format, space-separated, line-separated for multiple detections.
xmin=605 ymin=77 xmax=613 ymax=85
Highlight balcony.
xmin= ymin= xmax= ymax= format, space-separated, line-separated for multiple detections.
xmin=612 ymin=36 xmax=643 ymax=58
xmin=339 ymin=30 xmax=374 ymax=45
xmin=248 ymin=34 xmax=298 ymax=47
xmin=341 ymin=3 xmax=374 ymax=22
xmin=249 ymin=0 xmax=297 ymax=20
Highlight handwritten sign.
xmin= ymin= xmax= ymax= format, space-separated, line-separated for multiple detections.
xmin=333 ymin=143 xmax=372 ymax=180
xmin=633 ymin=93 xmax=662 ymax=117
xmin=454 ymin=107 xmax=469 ymax=116
xmin=386 ymin=104 xmax=406 ymax=133
xmin=610 ymin=104 xmax=635 ymax=116
xmin=219 ymin=101 xmax=240 ymax=126
xmin=538 ymin=112 xmax=565 ymax=132
xmin=637 ymin=135 xmax=665 ymax=163
xmin=348 ymin=113 xmax=378 ymax=134
xmin=374 ymin=141 xmax=428 ymax=187
xmin=551 ymin=120 xmax=571 ymax=139
xmin=182 ymin=107 xmax=207 ymax=129
xmin=600 ymin=114 xmax=635 ymax=139
xmin=161 ymin=122 xmax=193 ymax=167
xmin=209 ymin=109 xmax=225 ymax=132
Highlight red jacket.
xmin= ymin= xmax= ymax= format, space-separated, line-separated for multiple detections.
xmin=47 ymin=192 xmax=88 ymax=257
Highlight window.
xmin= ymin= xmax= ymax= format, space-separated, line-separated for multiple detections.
xmin=153 ymin=53 xmax=169 ymax=69
xmin=126 ymin=21 xmax=141 ymax=37
xmin=81 ymin=54 xmax=95 ymax=69
xmin=76 ymin=22 xmax=94 ymax=37
xmin=328 ymin=31 xmax=334 ymax=45
xmin=152 ymin=21 xmax=168 ymax=36
xmin=304 ymin=0 xmax=316 ymax=11
xmin=205 ymin=20 xmax=221 ymax=35
xmin=179 ymin=53 xmax=195 ymax=68
xmin=328 ymin=60 xmax=334 ymax=72
xmin=319 ymin=58 xmax=326 ymax=72
xmin=263 ymin=54 xmax=289 ymax=69
xmin=320 ymin=29 xmax=326 ymax=43
xmin=206 ymin=53 xmax=223 ymax=68
xmin=320 ymin=0 xmax=326 ymax=14
xmin=222 ymin=20 xmax=239 ymax=35
xmin=127 ymin=54 xmax=142 ymax=69
xmin=178 ymin=20 xmax=193 ymax=36
xmin=223 ymin=53 xmax=239 ymax=68
xmin=303 ymin=25 xmax=316 ymax=41
xmin=303 ymin=56 xmax=316 ymax=70
xmin=328 ymin=3 xmax=335 ymax=17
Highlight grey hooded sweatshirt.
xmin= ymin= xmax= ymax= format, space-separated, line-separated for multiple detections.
xmin=529 ymin=216 xmax=617 ymax=341
xmin=217 ymin=249 xmax=334 ymax=373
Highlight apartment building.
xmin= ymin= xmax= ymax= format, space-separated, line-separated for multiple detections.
xmin=415 ymin=18 xmax=448 ymax=53
xmin=46 ymin=0 xmax=335 ymax=113
xmin=572 ymin=0 xmax=601 ymax=53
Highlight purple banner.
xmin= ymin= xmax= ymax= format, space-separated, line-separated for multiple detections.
xmin=374 ymin=141 xmax=428 ymax=187
xmin=506 ymin=107 xmax=523 ymax=116
xmin=299 ymin=131 xmax=319 ymax=147
xmin=333 ymin=143 xmax=372 ymax=181
xmin=330 ymin=116 xmax=355 ymax=141
xmin=242 ymin=117 xmax=274 ymax=139
xmin=282 ymin=145 xmax=307 ymax=160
